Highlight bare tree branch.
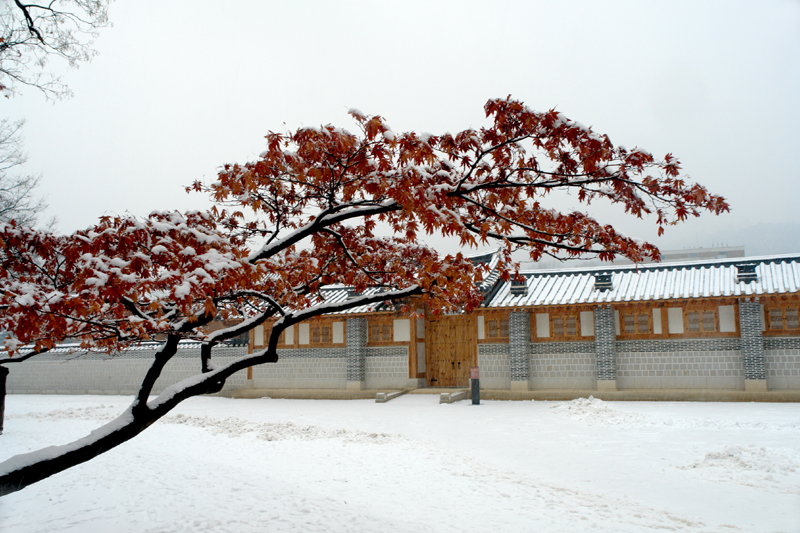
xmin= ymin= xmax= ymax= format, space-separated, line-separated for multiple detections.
xmin=1 ymin=0 xmax=111 ymax=99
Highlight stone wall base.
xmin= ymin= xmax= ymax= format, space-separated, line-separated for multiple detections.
xmin=346 ymin=380 xmax=365 ymax=390
xmin=479 ymin=388 xmax=800 ymax=402
xmin=744 ymin=379 xmax=768 ymax=392
xmin=597 ymin=379 xmax=618 ymax=391
xmin=510 ymin=380 xmax=529 ymax=392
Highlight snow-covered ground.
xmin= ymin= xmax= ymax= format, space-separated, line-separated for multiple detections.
xmin=0 ymin=394 xmax=798 ymax=533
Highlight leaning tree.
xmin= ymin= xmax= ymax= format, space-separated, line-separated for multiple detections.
xmin=0 ymin=97 xmax=728 ymax=495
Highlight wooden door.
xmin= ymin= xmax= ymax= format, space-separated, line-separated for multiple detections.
xmin=426 ymin=315 xmax=475 ymax=387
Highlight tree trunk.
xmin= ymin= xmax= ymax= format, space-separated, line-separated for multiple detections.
xmin=0 ymin=366 xmax=8 ymax=435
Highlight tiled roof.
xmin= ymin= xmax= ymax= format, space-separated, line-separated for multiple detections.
xmin=314 ymin=286 xmax=399 ymax=314
xmin=484 ymin=254 xmax=800 ymax=308
xmin=312 ymin=248 xmax=504 ymax=314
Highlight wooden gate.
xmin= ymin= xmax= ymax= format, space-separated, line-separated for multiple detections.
xmin=425 ymin=315 xmax=475 ymax=387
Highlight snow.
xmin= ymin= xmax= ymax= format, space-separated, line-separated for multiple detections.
xmin=173 ymin=280 xmax=192 ymax=299
xmin=0 ymin=395 xmax=798 ymax=533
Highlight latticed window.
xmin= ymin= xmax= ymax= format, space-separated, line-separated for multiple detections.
xmin=310 ymin=325 xmax=332 ymax=344
xmin=552 ymin=316 xmax=564 ymax=336
xmin=637 ymin=313 xmax=649 ymax=333
xmin=622 ymin=313 xmax=649 ymax=335
xmin=369 ymin=322 xmax=392 ymax=343
xmin=687 ymin=312 xmax=700 ymax=332
xmin=687 ymin=310 xmax=716 ymax=333
xmin=623 ymin=315 xmax=635 ymax=334
xmin=552 ymin=315 xmax=578 ymax=337
xmin=769 ymin=307 xmax=800 ymax=330
xmin=565 ymin=315 xmax=578 ymax=336
xmin=787 ymin=308 xmax=800 ymax=329
xmin=702 ymin=311 xmax=715 ymax=332
xmin=486 ymin=318 xmax=509 ymax=339
xmin=769 ymin=308 xmax=784 ymax=330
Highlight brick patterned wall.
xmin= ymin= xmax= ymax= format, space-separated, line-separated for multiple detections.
xmin=252 ymin=350 xmax=347 ymax=389
xmin=7 ymin=345 xmax=249 ymax=395
xmin=739 ymin=300 xmax=766 ymax=380
xmin=594 ymin=306 xmax=616 ymax=381
xmin=764 ymin=337 xmax=800 ymax=350
xmin=530 ymin=341 xmax=596 ymax=354
xmin=764 ymin=337 xmax=800 ymax=389
xmin=509 ymin=311 xmax=531 ymax=381
xmin=250 ymin=346 xmax=346 ymax=388
xmin=616 ymin=348 xmax=744 ymax=389
xmin=365 ymin=346 xmax=409 ymax=388
xmin=617 ymin=339 xmax=742 ymax=353
xmin=346 ymin=317 xmax=367 ymax=382
xmin=530 ymin=342 xmax=596 ymax=389
xmin=478 ymin=344 xmax=510 ymax=389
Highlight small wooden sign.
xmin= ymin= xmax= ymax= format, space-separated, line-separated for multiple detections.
xmin=470 ymin=366 xmax=479 ymax=379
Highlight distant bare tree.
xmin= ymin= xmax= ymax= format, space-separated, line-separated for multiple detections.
xmin=0 ymin=1 xmax=112 ymax=224
xmin=0 ymin=1 xmax=112 ymax=99
xmin=0 ymin=118 xmax=45 ymax=225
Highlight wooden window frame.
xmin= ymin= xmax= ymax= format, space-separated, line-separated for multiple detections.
xmin=304 ymin=317 xmax=345 ymax=348
xmin=479 ymin=310 xmax=510 ymax=343
xmin=658 ymin=299 xmax=739 ymax=339
xmin=545 ymin=307 xmax=582 ymax=341
xmin=275 ymin=328 xmax=288 ymax=346
xmin=763 ymin=296 xmax=800 ymax=336
xmin=685 ymin=309 xmax=717 ymax=335
xmin=367 ymin=314 xmax=399 ymax=346
xmin=251 ymin=323 xmax=279 ymax=350
xmin=252 ymin=322 xmax=291 ymax=348
xmin=617 ymin=305 xmax=653 ymax=338
xmin=675 ymin=300 xmax=738 ymax=338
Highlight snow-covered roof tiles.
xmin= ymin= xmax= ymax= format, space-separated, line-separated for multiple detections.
xmin=312 ymin=249 xmax=504 ymax=315
xmin=314 ymin=286 xmax=399 ymax=315
xmin=484 ymin=253 xmax=800 ymax=308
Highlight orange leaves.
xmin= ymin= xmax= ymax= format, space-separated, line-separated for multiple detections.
xmin=0 ymin=211 xmax=269 ymax=354
xmin=1 ymin=97 xmax=730 ymax=356
xmin=662 ymin=153 xmax=681 ymax=177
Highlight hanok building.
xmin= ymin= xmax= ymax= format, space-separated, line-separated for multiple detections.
xmin=247 ymin=252 xmax=800 ymax=396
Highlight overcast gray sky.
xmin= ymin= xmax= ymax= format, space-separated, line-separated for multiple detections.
xmin=6 ymin=0 xmax=800 ymax=258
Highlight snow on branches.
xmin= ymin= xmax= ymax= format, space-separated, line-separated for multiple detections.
xmin=202 ymin=96 xmax=727 ymax=269
xmin=0 ymin=211 xmax=483 ymax=356
xmin=2 ymin=95 xmax=730 ymax=362
xmin=0 ymin=211 xmax=262 ymax=354
xmin=0 ymin=97 xmax=729 ymax=496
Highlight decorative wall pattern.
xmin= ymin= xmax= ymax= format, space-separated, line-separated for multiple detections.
xmin=509 ymin=311 xmax=531 ymax=381
xmin=530 ymin=341 xmax=596 ymax=354
xmin=617 ymin=339 xmax=742 ymax=353
xmin=739 ymin=300 xmax=766 ymax=380
xmin=594 ymin=307 xmax=616 ymax=381
xmin=346 ymin=317 xmax=367 ymax=382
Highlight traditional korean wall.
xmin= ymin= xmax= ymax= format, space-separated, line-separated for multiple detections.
xmin=248 ymin=345 xmax=412 ymax=390
xmin=477 ymin=344 xmax=510 ymax=389
xmin=764 ymin=337 xmax=800 ymax=389
xmin=476 ymin=301 xmax=796 ymax=391
xmin=249 ymin=348 xmax=348 ymax=389
xmin=6 ymin=343 xmax=414 ymax=394
xmin=475 ymin=337 xmax=751 ymax=391
xmin=529 ymin=341 xmax=596 ymax=389
xmin=365 ymin=346 xmax=410 ymax=389
xmin=6 ymin=345 xmax=249 ymax=395
xmin=615 ymin=339 xmax=744 ymax=390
